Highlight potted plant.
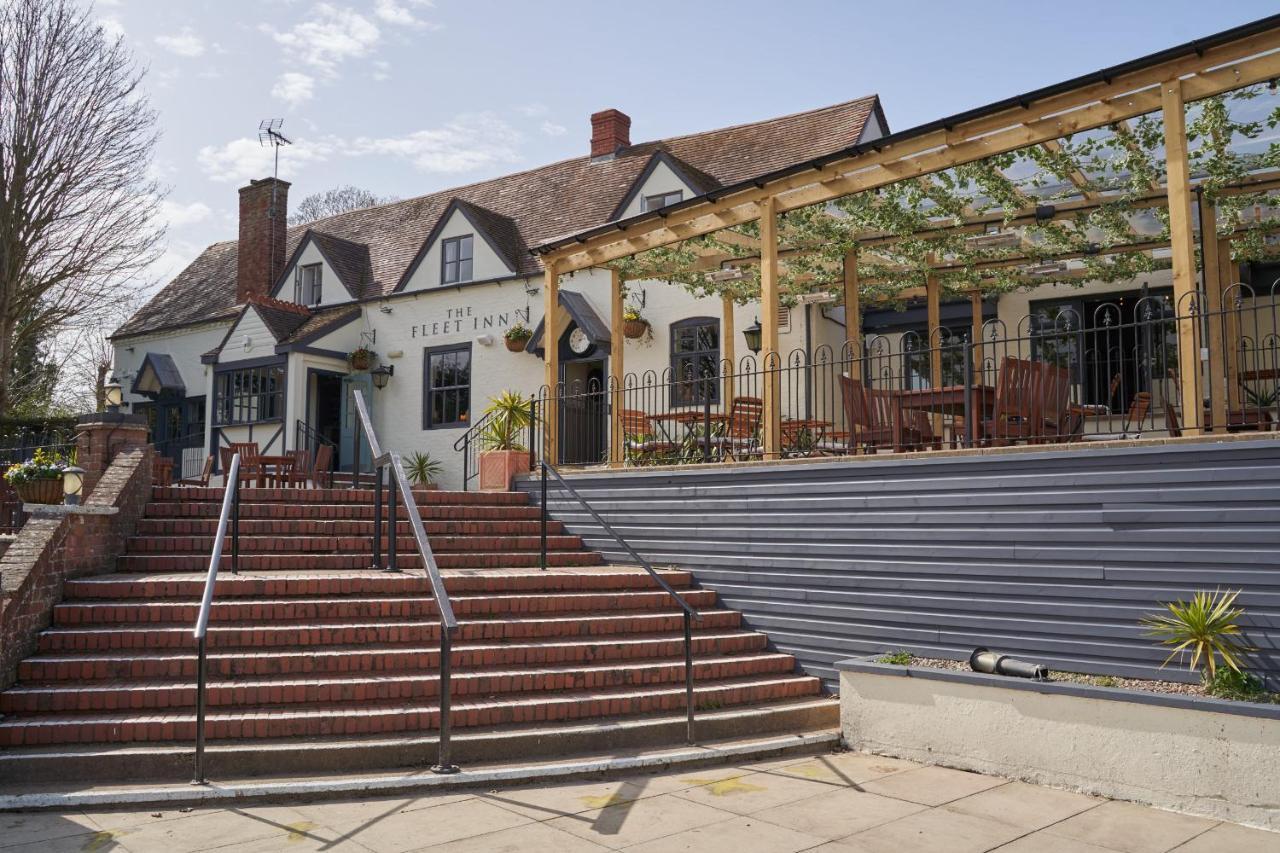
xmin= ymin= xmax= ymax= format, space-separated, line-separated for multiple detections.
xmin=347 ymin=347 xmax=377 ymax=371
xmin=622 ymin=304 xmax=649 ymax=339
xmin=504 ymin=322 xmax=533 ymax=353
xmin=478 ymin=390 xmax=532 ymax=491
xmin=5 ymin=447 xmax=70 ymax=505
xmin=405 ymin=451 xmax=443 ymax=489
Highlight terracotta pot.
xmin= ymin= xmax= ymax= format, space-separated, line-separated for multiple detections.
xmin=15 ymin=477 xmax=62 ymax=505
xmin=478 ymin=449 xmax=530 ymax=491
xmin=505 ymin=335 xmax=531 ymax=353
xmin=349 ymin=353 xmax=374 ymax=371
xmin=623 ymin=318 xmax=649 ymax=339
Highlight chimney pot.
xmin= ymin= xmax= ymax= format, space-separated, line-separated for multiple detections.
xmin=236 ymin=177 xmax=290 ymax=304
xmin=590 ymin=109 xmax=631 ymax=160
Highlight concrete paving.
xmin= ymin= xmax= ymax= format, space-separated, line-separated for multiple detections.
xmin=1 ymin=750 xmax=1275 ymax=853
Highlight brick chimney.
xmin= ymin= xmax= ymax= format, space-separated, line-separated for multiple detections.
xmin=590 ymin=109 xmax=631 ymax=160
xmin=236 ymin=177 xmax=290 ymax=303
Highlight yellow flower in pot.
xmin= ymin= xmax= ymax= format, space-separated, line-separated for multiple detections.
xmin=478 ymin=390 xmax=532 ymax=491
xmin=622 ymin=304 xmax=649 ymax=339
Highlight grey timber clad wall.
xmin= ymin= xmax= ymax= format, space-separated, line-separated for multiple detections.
xmin=517 ymin=439 xmax=1280 ymax=690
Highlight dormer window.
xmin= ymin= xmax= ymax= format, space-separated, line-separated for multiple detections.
xmin=641 ymin=190 xmax=683 ymax=212
xmin=294 ymin=263 xmax=322 ymax=306
xmin=442 ymin=235 xmax=474 ymax=284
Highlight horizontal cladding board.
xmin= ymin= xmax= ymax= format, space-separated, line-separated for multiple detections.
xmin=524 ymin=439 xmax=1280 ymax=690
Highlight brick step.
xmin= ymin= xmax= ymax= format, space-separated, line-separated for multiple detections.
xmin=134 ymin=518 xmax=568 ymax=537
xmin=0 ymin=698 xmax=840 ymax=784
xmin=36 ymin=609 xmax=742 ymax=652
xmin=122 ymin=534 xmax=584 ymax=554
xmin=151 ymin=486 xmax=531 ymax=506
xmin=51 ymin=589 xmax=720 ymax=626
xmin=142 ymin=502 xmax=546 ymax=521
xmin=0 ymin=653 xmax=797 ymax=714
xmin=18 ymin=630 xmax=769 ymax=681
xmin=63 ymin=568 xmax=693 ymax=600
xmin=0 ymin=674 xmax=821 ymax=745
xmin=116 ymin=551 xmax=602 ymax=572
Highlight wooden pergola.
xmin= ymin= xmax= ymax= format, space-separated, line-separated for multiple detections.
xmin=533 ymin=16 xmax=1280 ymax=464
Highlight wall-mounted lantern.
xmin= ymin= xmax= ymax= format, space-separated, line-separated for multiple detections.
xmin=104 ymin=379 xmax=123 ymax=413
xmin=63 ymin=466 xmax=85 ymax=506
xmin=742 ymin=318 xmax=763 ymax=354
xmin=370 ymin=364 xmax=395 ymax=390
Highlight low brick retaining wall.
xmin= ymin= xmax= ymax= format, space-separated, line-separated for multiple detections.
xmin=0 ymin=446 xmax=152 ymax=689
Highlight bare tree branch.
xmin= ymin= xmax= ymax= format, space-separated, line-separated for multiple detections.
xmin=289 ymin=185 xmax=393 ymax=226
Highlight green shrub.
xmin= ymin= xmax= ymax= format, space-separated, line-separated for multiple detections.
xmin=1140 ymin=588 xmax=1252 ymax=678
xmin=1203 ymin=668 xmax=1273 ymax=703
xmin=877 ymin=650 xmax=912 ymax=666
xmin=405 ymin=451 xmax=443 ymax=486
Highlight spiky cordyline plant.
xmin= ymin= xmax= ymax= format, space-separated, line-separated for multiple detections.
xmin=1141 ymin=588 xmax=1253 ymax=679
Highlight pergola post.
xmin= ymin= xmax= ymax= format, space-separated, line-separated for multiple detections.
xmin=926 ymin=271 xmax=944 ymax=434
xmin=609 ymin=268 xmax=625 ymax=468
xmin=1219 ymin=236 xmax=1241 ymax=409
xmin=721 ymin=294 xmax=736 ymax=405
xmin=969 ymin=290 xmax=984 ymax=386
xmin=1161 ymin=79 xmax=1204 ymax=435
xmin=760 ymin=195 xmax=782 ymax=459
xmin=843 ymin=250 xmax=861 ymax=363
xmin=1199 ymin=194 xmax=1228 ymax=431
xmin=542 ymin=259 xmax=561 ymax=462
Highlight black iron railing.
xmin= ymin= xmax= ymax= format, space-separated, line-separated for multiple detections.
xmin=531 ymin=403 xmax=701 ymax=744
xmin=533 ymin=287 xmax=1280 ymax=468
xmin=451 ymin=410 xmax=499 ymax=491
xmin=191 ymin=452 xmax=241 ymax=785
xmin=295 ymin=419 xmax=338 ymax=456
xmin=351 ymin=388 xmax=461 ymax=773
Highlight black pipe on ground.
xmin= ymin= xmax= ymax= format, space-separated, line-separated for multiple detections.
xmin=969 ymin=647 xmax=1050 ymax=681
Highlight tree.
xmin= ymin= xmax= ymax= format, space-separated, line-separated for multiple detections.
xmin=0 ymin=0 xmax=162 ymax=419
xmin=289 ymin=185 xmax=393 ymax=225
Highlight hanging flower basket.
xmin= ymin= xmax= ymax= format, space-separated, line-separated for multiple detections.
xmin=623 ymin=319 xmax=649 ymax=339
xmin=504 ymin=322 xmax=533 ymax=353
xmin=14 ymin=477 xmax=62 ymax=505
xmin=347 ymin=348 xmax=377 ymax=371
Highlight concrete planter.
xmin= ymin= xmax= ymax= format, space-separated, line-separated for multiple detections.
xmin=837 ymin=656 xmax=1280 ymax=831
xmin=478 ymin=449 xmax=530 ymax=491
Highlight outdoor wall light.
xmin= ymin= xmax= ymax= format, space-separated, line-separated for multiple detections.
xmin=742 ymin=318 xmax=763 ymax=354
xmin=370 ymin=364 xmax=394 ymax=390
xmin=104 ymin=379 xmax=123 ymax=412
xmin=63 ymin=466 xmax=85 ymax=507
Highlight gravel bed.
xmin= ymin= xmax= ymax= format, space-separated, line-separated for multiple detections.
xmin=901 ymin=655 xmax=1211 ymax=698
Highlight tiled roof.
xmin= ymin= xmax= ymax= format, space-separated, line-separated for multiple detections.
xmin=278 ymin=306 xmax=361 ymax=346
xmin=310 ymin=231 xmax=373 ymax=297
xmin=249 ymin=296 xmax=312 ymax=342
xmin=453 ymin=200 xmax=525 ymax=274
xmin=115 ymin=95 xmax=881 ymax=339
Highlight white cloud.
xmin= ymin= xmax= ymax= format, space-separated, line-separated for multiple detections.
xmin=539 ymin=120 xmax=566 ymax=137
xmin=346 ymin=112 xmax=523 ymax=174
xmin=99 ymin=16 xmax=124 ymax=39
xmin=197 ymin=136 xmax=334 ymax=184
xmin=373 ymin=0 xmax=436 ymax=28
xmin=518 ymin=103 xmax=548 ymax=118
xmin=371 ymin=60 xmax=391 ymax=81
xmin=260 ymin=4 xmax=380 ymax=75
xmin=272 ymin=72 xmax=315 ymax=106
xmin=155 ymin=26 xmax=205 ymax=58
xmin=158 ymin=200 xmax=212 ymax=228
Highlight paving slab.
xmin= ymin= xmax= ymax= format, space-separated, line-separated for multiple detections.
xmin=621 ymin=813 xmax=825 ymax=853
xmin=858 ymin=765 xmax=1008 ymax=806
xmin=831 ymin=807 xmax=1026 ymax=853
xmin=989 ymin=834 xmax=1118 ymax=852
xmin=1167 ymin=821 xmax=1280 ymax=852
xmin=546 ymin=792 xmax=736 ymax=849
xmin=942 ymin=780 xmax=1101 ymax=830
xmin=670 ymin=769 xmax=835 ymax=816
xmin=308 ymin=798 xmax=531 ymax=853
xmin=752 ymin=786 xmax=926 ymax=839
xmin=407 ymin=820 xmax=610 ymax=852
xmin=1042 ymin=800 xmax=1219 ymax=853
xmin=767 ymin=752 xmax=919 ymax=787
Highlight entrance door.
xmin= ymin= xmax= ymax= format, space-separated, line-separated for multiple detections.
xmin=143 ymin=394 xmax=205 ymax=478
xmin=559 ymin=359 xmax=607 ymax=465
xmin=339 ymin=373 xmax=374 ymax=472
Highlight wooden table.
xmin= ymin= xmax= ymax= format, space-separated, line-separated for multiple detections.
xmin=255 ymin=455 xmax=296 ymax=487
xmin=890 ymin=385 xmax=996 ymax=449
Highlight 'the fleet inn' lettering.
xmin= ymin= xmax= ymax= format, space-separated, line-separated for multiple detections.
xmin=410 ymin=305 xmax=529 ymax=339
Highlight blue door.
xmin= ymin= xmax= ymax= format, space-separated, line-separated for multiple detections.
xmin=339 ymin=374 xmax=374 ymax=472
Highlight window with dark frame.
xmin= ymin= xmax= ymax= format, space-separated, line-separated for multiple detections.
xmin=295 ymin=263 xmax=323 ymax=306
xmin=213 ymin=364 xmax=285 ymax=425
xmin=441 ymin=235 xmax=474 ymax=284
xmin=641 ymin=190 xmax=683 ymax=212
xmin=423 ymin=344 xmax=472 ymax=428
xmin=670 ymin=317 xmax=720 ymax=406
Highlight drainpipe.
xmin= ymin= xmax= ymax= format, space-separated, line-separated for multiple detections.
xmin=969 ymin=647 xmax=1049 ymax=680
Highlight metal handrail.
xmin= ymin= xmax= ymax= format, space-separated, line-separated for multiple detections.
xmin=191 ymin=452 xmax=241 ymax=785
xmin=451 ymin=409 xmax=498 ymax=491
xmin=534 ymin=424 xmax=701 ymax=744
xmin=351 ymin=388 xmax=460 ymax=773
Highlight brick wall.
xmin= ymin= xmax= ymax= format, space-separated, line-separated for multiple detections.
xmin=0 ymin=447 xmax=153 ymax=689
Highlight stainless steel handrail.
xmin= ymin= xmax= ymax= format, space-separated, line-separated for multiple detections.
xmin=351 ymin=388 xmax=460 ymax=773
xmin=535 ymin=440 xmax=701 ymax=744
xmin=191 ymin=452 xmax=240 ymax=785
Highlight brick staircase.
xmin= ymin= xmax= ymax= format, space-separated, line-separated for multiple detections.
xmin=0 ymin=485 xmax=835 ymax=782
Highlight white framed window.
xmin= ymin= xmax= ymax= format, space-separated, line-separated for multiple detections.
xmin=442 ymin=235 xmax=474 ymax=284
xmin=295 ymin=263 xmax=322 ymax=306
xmin=641 ymin=190 xmax=683 ymax=212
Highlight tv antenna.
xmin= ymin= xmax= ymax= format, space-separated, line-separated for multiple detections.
xmin=258 ymin=119 xmax=292 ymax=291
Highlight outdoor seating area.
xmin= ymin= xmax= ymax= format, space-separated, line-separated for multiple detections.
xmin=153 ymin=442 xmax=335 ymax=487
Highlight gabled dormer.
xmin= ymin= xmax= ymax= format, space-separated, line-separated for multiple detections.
xmin=396 ymin=199 xmax=524 ymax=293
xmin=204 ymin=296 xmax=311 ymax=364
xmin=269 ymin=230 xmax=371 ymax=308
xmin=609 ymin=150 xmax=721 ymax=221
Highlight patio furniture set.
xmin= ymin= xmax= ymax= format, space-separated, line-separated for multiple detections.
xmin=152 ymin=442 xmax=335 ymax=487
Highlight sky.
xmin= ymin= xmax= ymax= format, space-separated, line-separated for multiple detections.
xmin=91 ymin=0 xmax=1280 ymax=297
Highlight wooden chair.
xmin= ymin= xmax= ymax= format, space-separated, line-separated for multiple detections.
xmin=284 ymin=449 xmax=312 ymax=488
xmin=835 ymin=376 xmax=893 ymax=454
xmin=620 ymin=409 xmax=675 ymax=464
xmin=709 ymin=397 xmax=763 ymax=460
xmin=219 ymin=442 xmax=260 ymax=486
xmin=984 ymin=357 xmax=1039 ymax=445
xmin=311 ymin=443 xmax=334 ymax=488
xmin=1164 ymin=398 xmax=1183 ymax=438
xmin=152 ymin=457 xmax=174 ymax=486
xmin=1037 ymin=361 xmax=1074 ymax=443
xmin=178 ymin=454 xmax=214 ymax=486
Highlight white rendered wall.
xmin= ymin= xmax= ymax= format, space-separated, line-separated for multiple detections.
xmin=400 ymin=208 xmax=516 ymax=293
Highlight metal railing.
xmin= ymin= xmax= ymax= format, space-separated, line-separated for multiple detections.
xmin=352 ymin=388 xmax=461 ymax=773
xmin=295 ymin=419 xmax=338 ymax=456
xmin=191 ymin=452 xmax=241 ymax=785
xmin=532 ymin=403 xmax=701 ymax=744
xmin=451 ymin=409 xmax=498 ymax=491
